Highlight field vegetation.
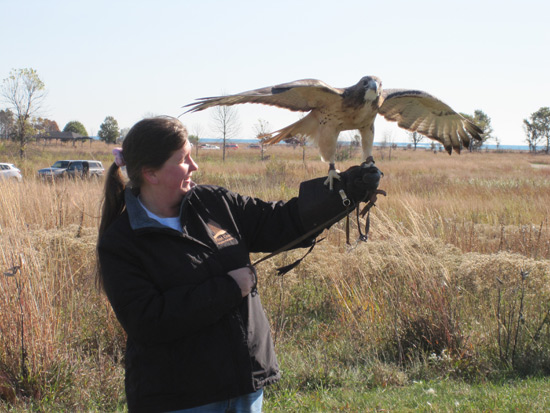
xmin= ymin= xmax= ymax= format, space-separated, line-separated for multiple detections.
xmin=1 ymin=140 xmax=550 ymax=411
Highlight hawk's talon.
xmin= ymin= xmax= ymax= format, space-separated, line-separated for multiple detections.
xmin=361 ymin=156 xmax=375 ymax=168
xmin=324 ymin=168 xmax=341 ymax=190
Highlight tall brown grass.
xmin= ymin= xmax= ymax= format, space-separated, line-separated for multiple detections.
xmin=1 ymin=140 xmax=550 ymax=409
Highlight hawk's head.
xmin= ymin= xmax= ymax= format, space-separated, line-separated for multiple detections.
xmin=359 ymin=76 xmax=381 ymax=102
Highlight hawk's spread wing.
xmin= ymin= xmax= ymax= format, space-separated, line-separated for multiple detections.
xmin=379 ymin=89 xmax=483 ymax=153
xmin=184 ymin=79 xmax=344 ymax=113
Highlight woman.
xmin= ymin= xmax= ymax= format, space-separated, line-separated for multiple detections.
xmin=96 ymin=116 xmax=380 ymax=413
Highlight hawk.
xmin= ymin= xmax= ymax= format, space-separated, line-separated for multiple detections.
xmin=184 ymin=76 xmax=483 ymax=188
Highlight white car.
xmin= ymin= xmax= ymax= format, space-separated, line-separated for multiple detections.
xmin=0 ymin=163 xmax=23 ymax=182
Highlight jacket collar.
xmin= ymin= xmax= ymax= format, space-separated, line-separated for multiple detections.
xmin=124 ymin=185 xmax=196 ymax=233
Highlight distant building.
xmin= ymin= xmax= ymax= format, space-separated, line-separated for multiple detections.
xmin=36 ymin=131 xmax=94 ymax=145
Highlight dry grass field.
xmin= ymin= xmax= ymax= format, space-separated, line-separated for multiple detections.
xmin=1 ymin=140 xmax=549 ymax=410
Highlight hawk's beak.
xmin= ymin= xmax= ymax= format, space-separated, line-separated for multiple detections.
xmin=364 ymin=79 xmax=380 ymax=100
xmin=368 ymin=79 xmax=380 ymax=95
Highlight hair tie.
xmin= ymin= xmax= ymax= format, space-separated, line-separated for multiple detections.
xmin=112 ymin=148 xmax=126 ymax=167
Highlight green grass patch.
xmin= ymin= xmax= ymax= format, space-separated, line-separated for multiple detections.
xmin=264 ymin=376 xmax=550 ymax=412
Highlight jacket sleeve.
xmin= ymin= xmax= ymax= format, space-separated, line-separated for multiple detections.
xmin=98 ymin=232 xmax=243 ymax=347
xmin=227 ymin=176 xmax=350 ymax=253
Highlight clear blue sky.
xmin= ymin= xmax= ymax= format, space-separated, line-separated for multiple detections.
xmin=2 ymin=0 xmax=549 ymax=145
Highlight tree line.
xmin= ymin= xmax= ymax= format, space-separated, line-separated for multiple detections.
xmin=2 ymin=67 xmax=550 ymax=157
xmin=0 ymin=68 xmax=121 ymax=158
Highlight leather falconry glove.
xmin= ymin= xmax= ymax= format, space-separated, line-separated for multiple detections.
xmin=338 ymin=162 xmax=383 ymax=206
xmin=297 ymin=162 xmax=383 ymax=233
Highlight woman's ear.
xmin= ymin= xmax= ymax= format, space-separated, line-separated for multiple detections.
xmin=142 ymin=167 xmax=158 ymax=185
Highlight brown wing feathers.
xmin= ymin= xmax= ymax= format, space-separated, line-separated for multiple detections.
xmin=379 ymin=90 xmax=483 ymax=154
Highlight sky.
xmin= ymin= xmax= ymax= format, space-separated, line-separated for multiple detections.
xmin=1 ymin=0 xmax=549 ymax=145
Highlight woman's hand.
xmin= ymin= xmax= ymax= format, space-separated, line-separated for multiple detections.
xmin=227 ymin=266 xmax=257 ymax=297
xmin=340 ymin=163 xmax=382 ymax=204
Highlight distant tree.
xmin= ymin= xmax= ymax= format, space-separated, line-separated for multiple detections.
xmin=493 ymin=136 xmax=501 ymax=151
xmin=190 ymin=123 xmax=205 ymax=156
xmin=523 ymin=119 xmax=541 ymax=153
xmin=44 ymin=118 xmax=60 ymax=132
xmin=188 ymin=134 xmax=200 ymax=146
xmin=33 ymin=117 xmax=60 ymax=135
xmin=337 ymin=130 xmax=359 ymax=161
xmin=253 ymin=119 xmax=271 ymax=160
xmin=210 ymin=103 xmax=240 ymax=162
xmin=350 ymin=130 xmax=361 ymax=147
xmin=408 ymin=131 xmax=425 ymax=150
xmin=98 ymin=116 xmax=120 ymax=144
xmin=253 ymin=118 xmax=270 ymax=137
xmin=119 ymin=127 xmax=130 ymax=143
xmin=188 ymin=134 xmax=200 ymax=156
xmin=524 ymin=107 xmax=550 ymax=154
xmin=460 ymin=110 xmax=493 ymax=151
xmin=294 ymin=134 xmax=309 ymax=164
xmin=1 ymin=68 xmax=47 ymax=157
xmin=190 ymin=123 xmax=205 ymax=140
xmin=279 ymin=114 xmax=309 ymax=163
xmin=0 ymin=109 xmax=15 ymax=139
xmin=63 ymin=120 xmax=88 ymax=136
xmin=379 ymin=130 xmax=394 ymax=160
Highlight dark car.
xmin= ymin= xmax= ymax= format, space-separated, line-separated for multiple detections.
xmin=65 ymin=160 xmax=104 ymax=178
xmin=38 ymin=160 xmax=104 ymax=180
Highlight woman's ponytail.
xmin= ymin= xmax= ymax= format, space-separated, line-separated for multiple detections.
xmin=96 ymin=162 xmax=126 ymax=289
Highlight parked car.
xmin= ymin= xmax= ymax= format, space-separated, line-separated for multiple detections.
xmin=0 ymin=163 xmax=23 ymax=182
xmin=66 ymin=160 xmax=104 ymax=179
xmin=247 ymin=144 xmax=261 ymax=149
xmin=225 ymin=144 xmax=239 ymax=149
xmin=38 ymin=160 xmax=71 ymax=180
xmin=38 ymin=160 xmax=104 ymax=180
xmin=199 ymin=144 xmax=220 ymax=150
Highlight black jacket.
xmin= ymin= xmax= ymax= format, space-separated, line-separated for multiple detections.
xmin=97 ymin=178 xmax=348 ymax=412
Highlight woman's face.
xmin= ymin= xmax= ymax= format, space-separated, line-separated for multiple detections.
xmin=154 ymin=140 xmax=198 ymax=198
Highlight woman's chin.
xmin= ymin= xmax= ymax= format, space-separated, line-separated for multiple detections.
xmin=181 ymin=180 xmax=193 ymax=193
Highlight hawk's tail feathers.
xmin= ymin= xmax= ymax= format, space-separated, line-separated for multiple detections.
xmin=260 ymin=116 xmax=313 ymax=145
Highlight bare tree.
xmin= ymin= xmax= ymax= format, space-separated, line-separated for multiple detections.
xmin=493 ymin=136 xmax=501 ymax=152
xmin=210 ymin=104 xmax=240 ymax=161
xmin=378 ymin=130 xmax=394 ymax=161
xmin=191 ymin=123 xmax=205 ymax=140
xmin=342 ymin=130 xmax=360 ymax=161
xmin=408 ymin=131 xmax=425 ymax=150
xmin=1 ymin=68 xmax=47 ymax=158
xmin=292 ymin=114 xmax=309 ymax=165
xmin=253 ymin=118 xmax=271 ymax=160
xmin=190 ymin=123 xmax=206 ymax=157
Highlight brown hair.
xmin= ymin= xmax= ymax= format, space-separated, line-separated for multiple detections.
xmin=96 ymin=116 xmax=188 ymax=288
